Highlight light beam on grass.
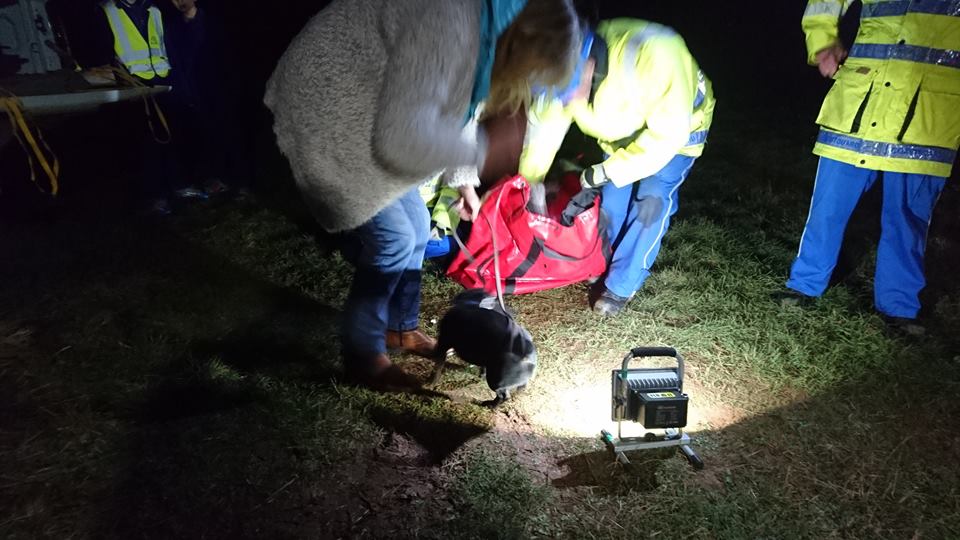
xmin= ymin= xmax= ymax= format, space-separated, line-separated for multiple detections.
xmin=520 ymin=359 xmax=720 ymax=438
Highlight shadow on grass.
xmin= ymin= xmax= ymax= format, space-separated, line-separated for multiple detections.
xmin=368 ymin=403 xmax=490 ymax=464
xmin=132 ymin=362 xmax=263 ymax=423
xmin=553 ymin=448 xmax=667 ymax=493
xmin=502 ymin=335 xmax=959 ymax=539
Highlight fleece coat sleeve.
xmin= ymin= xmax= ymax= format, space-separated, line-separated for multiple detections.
xmin=440 ymin=115 xmax=484 ymax=188
xmin=372 ymin=2 xmax=488 ymax=181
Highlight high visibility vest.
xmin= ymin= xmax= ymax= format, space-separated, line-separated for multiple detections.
xmin=101 ymin=2 xmax=171 ymax=80
xmin=803 ymin=0 xmax=960 ymax=177
xmin=520 ymin=19 xmax=715 ymax=186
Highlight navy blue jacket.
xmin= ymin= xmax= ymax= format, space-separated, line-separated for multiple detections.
xmin=164 ymin=6 xmax=225 ymax=108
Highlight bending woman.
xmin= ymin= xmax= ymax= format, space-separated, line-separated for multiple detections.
xmin=265 ymin=0 xmax=579 ymax=388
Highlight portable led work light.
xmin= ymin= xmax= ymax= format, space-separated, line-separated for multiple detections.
xmin=601 ymin=347 xmax=704 ymax=469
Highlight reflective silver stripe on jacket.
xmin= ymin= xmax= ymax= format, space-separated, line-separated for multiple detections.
xmin=147 ymin=6 xmax=170 ymax=66
xmin=102 ymin=2 xmax=135 ymax=62
xmin=861 ymin=0 xmax=960 ymax=18
xmin=848 ymin=43 xmax=960 ymax=69
xmin=804 ymin=1 xmax=844 ymax=17
xmin=817 ymin=130 xmax=957 ymax=164
xmin=621 ymin=23 xmax=677 ymax=68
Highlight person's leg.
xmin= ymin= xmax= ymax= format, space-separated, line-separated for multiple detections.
xmin=222 ymin=93 xmax=258 ymax=194
xmin=599 ymin=178 xmax=636 ymax=262
xmin=874 ymin=172 xmax=946 ymax=319
xmin=197 ymin=98 xmax=230 ymax=193
xmin=137 ymin=128 xmax=174 ymax=214
xmin=385 ymin=187 xmax=436 ymax=356
xmin=158 ymin=98 xmax=206 ymax=200
xmin=786 ymin=157 xmax=878 ymax=297
xmin=342 ymin=196 xmax=418 ymax=373
xmin=602 ymin=154 xmax=695 ymax=300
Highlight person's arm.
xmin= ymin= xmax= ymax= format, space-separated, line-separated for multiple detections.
xmin=441 ymin=115 xmax=483 ymax=190
xmin=802 ymin=0 xmax=856 ymax=76
xmin=585 ymin=39 xmax=692 ymax=188
xmin=518 ymin=94 xmax=573 ymax=182
xmin=372 ymin=4 xmax=487 ymax=180
xmin=444 ymin=166 xmax=483 ymax=221
xmin=443 ymin=107 xmax=529 ymax=222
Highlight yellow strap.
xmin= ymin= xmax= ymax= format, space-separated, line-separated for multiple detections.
xmin=1 ymin=90 xmax=60 ymax=195
xmin=0 ymin=68 xmax=170 ymax=196
xmin=109 ymin=66 xmax=172 ymax=144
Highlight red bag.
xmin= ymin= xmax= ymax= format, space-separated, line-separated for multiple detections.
xmin=447 ymin=174 xmax=607 ymax=295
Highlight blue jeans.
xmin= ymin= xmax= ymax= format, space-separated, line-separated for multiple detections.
xmin=787 ymin=157 xmax=946 ymax=318
xmin=342 ymin=187 xmax=430 ymax=363
xmin=602 ymin=154 xmax=696 ymax=298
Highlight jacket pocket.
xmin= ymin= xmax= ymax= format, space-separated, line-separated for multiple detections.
xmin=815 ymin=65 xmax=876 ymax=133
xmin=901 ymin=72 xmax=960 ymax=150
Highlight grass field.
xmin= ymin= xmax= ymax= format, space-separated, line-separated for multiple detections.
xmin=2 ymin=100 xmax=959 ymax=539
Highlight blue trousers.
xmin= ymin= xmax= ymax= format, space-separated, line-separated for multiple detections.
xmin=602 ymin=154 xmax=696 ymax=298
xmin=787 ymin=157 xmax=946 ymax=319
xmin=342 ymin=187 xmax=430 ymax=361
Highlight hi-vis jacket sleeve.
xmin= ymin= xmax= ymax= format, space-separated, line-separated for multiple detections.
xmin=518 ymin=94 xmax=574 ymax=182
xmin=802 ymin=0 xmax=857 ymax=64
xmin=582 ymin=39 xmax=693 ymax=187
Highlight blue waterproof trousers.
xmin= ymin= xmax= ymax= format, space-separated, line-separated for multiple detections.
xmin=342 ymin=187 xmax=430 ymax=365
xmin=787 ymin=157 xmax=946 ymax=319
xmin=602 ymin=154 xmax=696 ymax=298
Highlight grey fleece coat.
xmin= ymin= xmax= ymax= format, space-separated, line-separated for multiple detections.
xmin=265 ymin=0 xmax=487 ymax=232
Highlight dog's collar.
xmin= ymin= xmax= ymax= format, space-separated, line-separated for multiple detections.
xmin=479 ymin=296 xmax=500 ymax=311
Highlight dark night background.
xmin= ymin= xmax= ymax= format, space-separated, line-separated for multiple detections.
xmin=1 ymin=0 xmax=844 ymax=214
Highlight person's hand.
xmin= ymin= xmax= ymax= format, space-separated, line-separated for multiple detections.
xmin=81 ymin=65 xmax=117 ymax=86
xmin=815 ymin=44 xmax=847 ymax=78
xmin=454 ymin=184 xmax=482 ymax=222
xmin=560 ymin=187 xmax=601 ymax=226
xmin=580 ymin=163 xmax=610 ymax=189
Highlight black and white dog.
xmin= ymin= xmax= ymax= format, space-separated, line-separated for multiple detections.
xmin=432 ymin=289 xmax=537 ymax=406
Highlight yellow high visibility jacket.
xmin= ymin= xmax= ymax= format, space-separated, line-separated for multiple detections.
xmin=101 ymin=1 xmax=171 ymax=80
xmin=519 ymin=19 xmax=715 ymax=187
xmin=803 ymin=0 xmax=960 ymax=177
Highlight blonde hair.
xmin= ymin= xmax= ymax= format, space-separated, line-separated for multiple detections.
xmin=484 ymin=0 xmax=581 ymax=118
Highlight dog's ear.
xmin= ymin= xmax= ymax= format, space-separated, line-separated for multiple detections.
xmin=509 ymin=326 xmax=536 ymax=357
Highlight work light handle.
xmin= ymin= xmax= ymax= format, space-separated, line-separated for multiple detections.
xmin=629 ymin=346 xmax=677 ymax=359
xmin=622 ymin=347 xmax=685 ymax=392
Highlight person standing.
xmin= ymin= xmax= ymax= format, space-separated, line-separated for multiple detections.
xmin=100 ymin=0 xmax=170 ymax=83
xmin=265 ymin=0 xmax=580 ymax=388
xmin=520 ymin=19 xmax=715 ymax=316
xmin=91 ymin=0 xmax=205 ymax=214
xmin=778 ymin=0 xmax=960 ymax=335
xmin=165 ymin=0 xmax=249 ymax=197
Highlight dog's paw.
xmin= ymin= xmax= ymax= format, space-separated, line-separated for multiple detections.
xmin=479 ymin=396 xmax=506 ymax=409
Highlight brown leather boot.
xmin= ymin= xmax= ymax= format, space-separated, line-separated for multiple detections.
xmin=343 ymin=353 xmax=421 ymax=391
xmin=385 ymin=329 xmax=437 ymax=358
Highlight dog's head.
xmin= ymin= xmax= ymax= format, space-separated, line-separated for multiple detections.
xmin=447 ymin=288 xmax=537 ymax=398
xmin=484 ymin=321 xmax=537 ymax=394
